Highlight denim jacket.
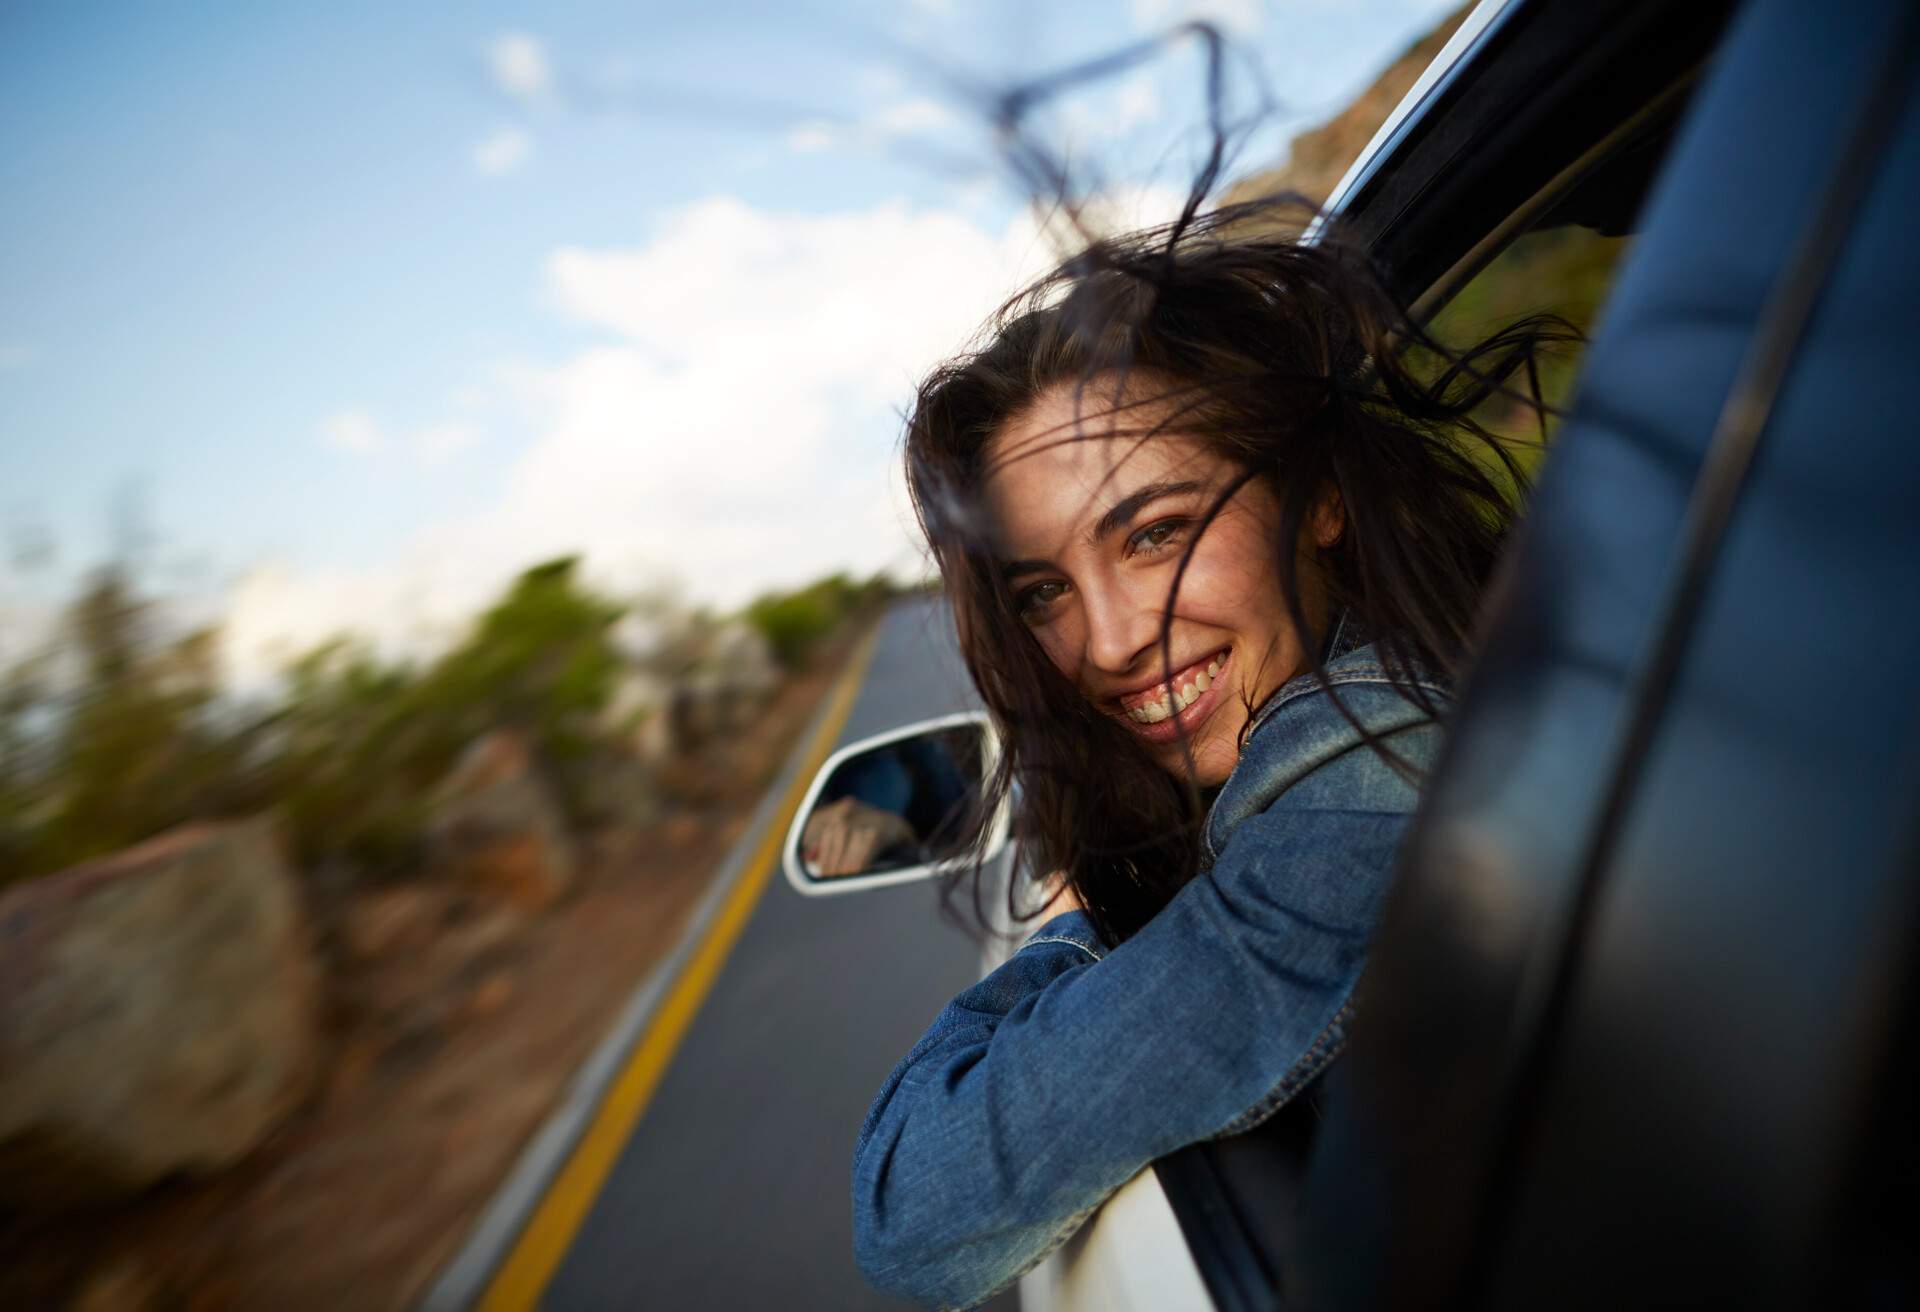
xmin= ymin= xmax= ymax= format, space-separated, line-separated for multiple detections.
xmin=850 ymin=640 xmax=1449 ymax=1309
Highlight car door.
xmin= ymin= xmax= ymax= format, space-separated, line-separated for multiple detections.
xmin=1292 ymin=0 xmax=1920 ymax=1308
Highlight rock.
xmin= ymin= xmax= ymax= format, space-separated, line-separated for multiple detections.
xmin=437 ymin=904 xmax=525 ymax=962
xmin=686 ymin=620 xmax=782 ymax=738
xmin=576 ymin=756 xmax=662 ymax=829
xmin=326 ymin=1036 xmax=382 ymax=1106
xmin=428 ymin=730 xmax=575 ymax=910
xmin=464 ymin=971 xmax=516 ymax=1020
xmin=339 ymin=885 xmax=444 ymax=961
xmin=705 ymin=618 xmax=781 ymax=702
xmin=661 ymin=813 xmax=706 ymax=851
xmin=0 ymin=817 xmax=320 ymax=1207
xmin=68 ymin=1256 xmax=160 ymax=1312
xmin=601 ymin=667 xmax=672 ymax=745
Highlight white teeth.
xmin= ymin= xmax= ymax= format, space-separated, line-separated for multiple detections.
xmin=1123 ymin=653 xmax=1225 ymax=725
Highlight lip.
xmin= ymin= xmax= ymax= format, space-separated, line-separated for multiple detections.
xmin=1107 ymin=647 xmax=1232 ymax=745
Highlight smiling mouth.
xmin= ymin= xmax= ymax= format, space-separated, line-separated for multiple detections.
xmin=1115 ymin=648 xmax=1230 ymax=725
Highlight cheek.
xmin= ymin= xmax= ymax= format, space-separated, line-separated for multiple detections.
xmin=1030 ymin=616 xmax=1081 ymax=682
xmin=1179 ymin=523 xmax=1283 ymax=615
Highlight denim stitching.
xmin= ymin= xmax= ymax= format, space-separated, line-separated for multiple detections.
xmin=1242 ymin=667 xmax=1450 ymax=742
xmin=1212 ymin=998 xmax=1356 ymax=1137
xmin=1020 ymin=935 xmax=1103 ymax=962
xmin=1205 ymin=670 xmax=1446 ymax=864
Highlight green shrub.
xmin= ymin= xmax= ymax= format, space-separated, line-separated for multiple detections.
xmin=269 ymin=556 xmax=626 ymax=872
xmin=743 ymin=571 xmax=895 ymax=667
xmin=1 ymin=556 xmax=630 ymax=888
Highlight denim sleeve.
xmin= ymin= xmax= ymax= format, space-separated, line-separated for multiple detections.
xmin=850 ymin=724 xmax=1434 ymax=1309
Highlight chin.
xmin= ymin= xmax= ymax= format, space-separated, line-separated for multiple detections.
xmin=1149 ymin=737 xmax=1236 ymax=789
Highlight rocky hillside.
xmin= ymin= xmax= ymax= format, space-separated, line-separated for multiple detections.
xmin=1224 ymin=2 xmax=1472 ymax=217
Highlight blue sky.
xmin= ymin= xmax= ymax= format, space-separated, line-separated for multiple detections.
xmin=2 ymin=0 xmax=1459 ymax=680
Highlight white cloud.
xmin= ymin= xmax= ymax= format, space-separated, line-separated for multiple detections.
xmin=0 ymin=344 xmax=35 ymax=370
xmin=857 ymin=65 xmax=908 ymax=99
xmin=317 ymin=409 xmax=481 ymax=467
xmin=471 ymin=126 xmax=532 ymax=177
xmin=871 ymin=97 xmax=954 ymax=138
xmin=415 ymin=423 xmax=481 ymax=467
xmin=783 ymin=97 xmax=958 ymax=157
xmin=1115 ymin=72 xmax=1162 ymax=133
xmin=223 ymin=557 xmax=491 ymax=685
xmin=1130 ymin=0 xmax=1266 ymax=37
xmin=1057 ymin=68 xmax=1167 ymax=149
xmin=224 ymin=186 xmax=1193 ymax=687
xmin=0 ymin=595 xmax=61 ymax=667
xmin=319 ymin=409 xmax=384 ymax=455
xmin=486 ymin=32 xmax=552 ymax=105
xmin=785 ymin=120 xmax=837 ymax=153
xmin=541 ymin=197 xmax=1043 ymax=401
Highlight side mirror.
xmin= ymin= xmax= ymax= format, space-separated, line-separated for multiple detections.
xmin=782 ymin=710 xmax=1010 ymax=897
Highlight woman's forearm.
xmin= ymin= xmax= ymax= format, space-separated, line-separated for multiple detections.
xmin=852 ymin=917 xmax=1106 ymax=1306
xmin=850 ymin=748 xmax=1422 ymax=1308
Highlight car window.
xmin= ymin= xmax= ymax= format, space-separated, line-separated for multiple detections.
xmin=1427 ymin=222 xmax=1632 ymax=449
xmin=1150 ymin=14 xmax=1720 ymax=1307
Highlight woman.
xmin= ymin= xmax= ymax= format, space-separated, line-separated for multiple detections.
xmin=853 ymin=207 xmax=1560 ymax=1308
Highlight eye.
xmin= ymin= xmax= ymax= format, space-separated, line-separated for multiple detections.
xmin=1016 ymin=579 xmax=1068 ymax=623
xmin=1127 ymin=517 xmax=1189 ymax=556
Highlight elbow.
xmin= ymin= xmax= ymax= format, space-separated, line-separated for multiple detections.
xmin=852 ymin=1147 xmax=1013 ymax=1310
xmin=851 ymin=1159 xmax=949 ymax=1305
xmin=854 ymin=1226 xmax=1009 ymax=1312
xmin=851 ymin=1204 xmax=923 ymax=1303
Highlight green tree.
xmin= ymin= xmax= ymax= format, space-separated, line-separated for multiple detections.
xmin=426 ymin=556 xmax=625 ymax=763
xmin=744 ymin=571 xmax=893 ymax=668
xmin=27 ymin=569 xmax=246 ymax=874
xmin=267 ymin=556 xmax=626 ymax=874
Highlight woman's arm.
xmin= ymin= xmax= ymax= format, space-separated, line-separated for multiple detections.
xmin=851 ymin=717 xmax=1437 ymax=1309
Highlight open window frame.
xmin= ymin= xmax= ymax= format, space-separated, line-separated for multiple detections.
xmin=1146 ymin=2 xmax=1746 ymax=1306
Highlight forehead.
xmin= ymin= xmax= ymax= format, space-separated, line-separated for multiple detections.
xmin=984 ymin=384 xmax=1222 ymax=552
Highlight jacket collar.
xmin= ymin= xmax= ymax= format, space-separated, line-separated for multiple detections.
xmin=1200 ymin=630 xmax=1450 ymax=867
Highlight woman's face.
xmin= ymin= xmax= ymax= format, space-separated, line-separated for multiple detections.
xmin=984 ymin=381 xmax=1335 ymax=787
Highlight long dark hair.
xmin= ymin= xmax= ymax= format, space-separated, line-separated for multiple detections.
xmin=904 ymin=196 xmax=1572 ymax=946
xmin=897 ymin=19 xmax=1574 ymax=944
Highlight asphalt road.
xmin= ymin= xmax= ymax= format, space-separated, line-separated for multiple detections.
xmin=542 ymin=597 xmax=1016 ymax=1310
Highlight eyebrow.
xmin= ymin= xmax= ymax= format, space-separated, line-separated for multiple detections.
xmin=1091 ymin=479 xmax=1207 ymax=543
xmin=999 ymin=478 xmax=1208 ymax=580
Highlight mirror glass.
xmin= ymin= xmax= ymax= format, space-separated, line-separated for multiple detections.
xmin=797 ymin=723 xmax=988 ymax=880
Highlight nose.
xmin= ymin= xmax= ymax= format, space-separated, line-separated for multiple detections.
xmin=1080 ymin=572 xmax=1164 ymax=680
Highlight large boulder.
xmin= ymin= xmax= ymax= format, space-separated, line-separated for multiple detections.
xmin=0 ymin=817 xmax=320 ymax=1206
xmin=576 ymin=756 xmax=664 ymax=829
xmin=705 ymin=618 xmax=781 ymax=702
xmin=427 ymin=730 xmax=576 ymax=910
xmin=675 ymin=620 xmax=784 ymax=744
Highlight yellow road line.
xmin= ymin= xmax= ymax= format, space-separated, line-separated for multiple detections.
xmin=476 ymin=626 xmax=880 ymax=1311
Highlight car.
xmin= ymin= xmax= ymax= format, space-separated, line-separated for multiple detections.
xmin=782 ymin=0 xmax=1920 ymax=1306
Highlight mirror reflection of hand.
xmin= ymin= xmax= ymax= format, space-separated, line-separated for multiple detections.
xmin=803 ymin=796 xmax=918 ymax=877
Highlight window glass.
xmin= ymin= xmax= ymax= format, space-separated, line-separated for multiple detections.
xmin=1426 ymin=224 xmax=1632 ymax=456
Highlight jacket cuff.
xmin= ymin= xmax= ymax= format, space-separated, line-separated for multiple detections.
xmin=1018 ymin=909 xmax=1106 ymax=962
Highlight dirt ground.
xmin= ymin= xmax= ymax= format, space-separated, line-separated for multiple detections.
xmin=0 ymin=629 xmax=865 ymax=1312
